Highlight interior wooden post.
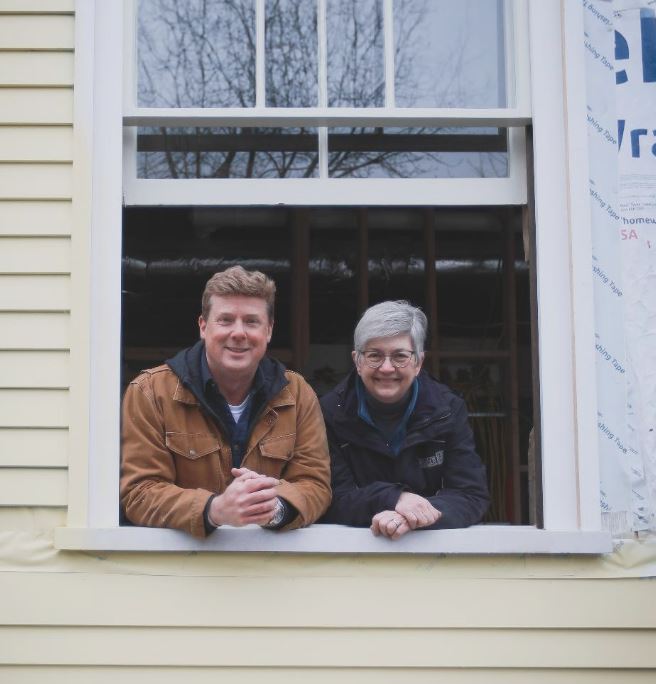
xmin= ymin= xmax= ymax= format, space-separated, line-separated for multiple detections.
xmin=503 ymin=210 xmax=522 ymax=524
xmin=423 ymin=209 xmax=439 ymax=375
xmin=291 ymin=209 xmax=310 ymax=373
xmin=357 ymin=208 xmax=369 ymax=314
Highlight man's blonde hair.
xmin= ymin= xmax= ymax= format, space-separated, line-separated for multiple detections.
xmin=201 ymin=266 xmax=276 ymax=320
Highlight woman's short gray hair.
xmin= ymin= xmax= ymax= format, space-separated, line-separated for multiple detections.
xmin=354 ymin=300 xmax=427 ymax=355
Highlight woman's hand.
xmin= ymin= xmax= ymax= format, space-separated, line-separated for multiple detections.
xmin=370 ymin=510 xmax=411 ymax=540
xmin=394 ymin=491 xmax=441 ymax=529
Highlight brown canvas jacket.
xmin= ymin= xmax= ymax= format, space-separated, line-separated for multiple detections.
xmin=120 ymin=361 xmax=331 ymax=539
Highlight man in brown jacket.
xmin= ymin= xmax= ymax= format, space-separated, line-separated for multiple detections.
xmin=120 ymin=266 xmax=331 ymax=539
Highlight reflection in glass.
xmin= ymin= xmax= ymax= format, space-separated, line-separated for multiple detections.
xmin=327 ymin=127 xmax=508 ymax=178
xmin=327 ymin=0 xmax=384 ymax=107
xmin=394 ymin=0 xmax=506 ymax=108
xmin=138 ymin=0 xmax=256 ymax=108
xmin=266 ymin=0 xmax=317 ymax=107
xmin=137 ymin=127 xmax=318 ymax=178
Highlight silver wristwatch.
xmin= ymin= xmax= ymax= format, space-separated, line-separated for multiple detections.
xmin=262 ymin=497 xmax=285 ymax=528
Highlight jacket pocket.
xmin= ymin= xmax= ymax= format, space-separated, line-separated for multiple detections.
xmin=416 ymin=440 xmax=446 ymax=469
xmin=259 ymin=433 xmax=295 ymax=461
xmin=166 ymin=432 xmax=220 ymax=460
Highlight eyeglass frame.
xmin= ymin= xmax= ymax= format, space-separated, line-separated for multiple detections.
xmin=356 ymin=348 xmax=417 ymax=369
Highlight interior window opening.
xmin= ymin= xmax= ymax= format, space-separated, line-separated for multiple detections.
xmin=122 ymin=205 xmax=537 ymax=526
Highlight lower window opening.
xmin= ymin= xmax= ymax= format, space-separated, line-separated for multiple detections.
xmin=122 ymin=205 xmax=537 ymax=525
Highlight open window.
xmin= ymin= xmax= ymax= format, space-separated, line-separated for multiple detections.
xmin=122 ymin=205 xmax=535 ymax=525
xmin=56 ymin=0 xmax=611 ymax=553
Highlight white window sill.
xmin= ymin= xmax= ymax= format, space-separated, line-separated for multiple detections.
xmin=54 ymin=524 xmax=612 ymax=555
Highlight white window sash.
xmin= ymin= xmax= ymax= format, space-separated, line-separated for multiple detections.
xmin=121 ymin=0 xmax=531 ymax=205
xmin=123 ymin=107 xmax=531 ymax=127
xmin=122 ymin=110 xmax=528 ymax=206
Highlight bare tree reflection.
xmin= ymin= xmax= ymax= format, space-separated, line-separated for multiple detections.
xmin=137 ymin=0 xmax=506 ymax=179
xmin=266 ymin=0 xmax=317 ymax=107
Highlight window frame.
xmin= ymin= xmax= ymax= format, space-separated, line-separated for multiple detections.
xmin=56 ymin=0 xmax=611 ymax=554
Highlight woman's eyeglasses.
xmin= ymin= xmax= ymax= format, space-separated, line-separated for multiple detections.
xmin=359 ymin=350 xmax=415 ymax=369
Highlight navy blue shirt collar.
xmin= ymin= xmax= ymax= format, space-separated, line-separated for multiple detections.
xmin=356 ymin=376 xmax=419 ymax=456
xmin=200 ymin=347 xmax=266 ymax=400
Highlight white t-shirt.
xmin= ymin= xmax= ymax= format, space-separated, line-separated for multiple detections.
xmin=228 ymin=393 xmax=251 ymax=424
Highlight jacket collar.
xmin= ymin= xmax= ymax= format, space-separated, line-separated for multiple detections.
xmin=329 ymin=368 xmax=452 ymax=442
xmin=166 ymin=340 xmax=290 ymax=407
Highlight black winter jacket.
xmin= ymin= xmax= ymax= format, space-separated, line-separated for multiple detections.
xmin=320 ymin=370 xmax=489 ymax=529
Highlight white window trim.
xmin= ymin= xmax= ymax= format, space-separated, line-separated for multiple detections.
xmin=55 ymin=525 xmax=611 ymax=555
xmin=57 ymin=0 xmax=611 ymax=554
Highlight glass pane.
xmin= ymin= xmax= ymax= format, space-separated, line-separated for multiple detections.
xmin=137 ymin=127 xmax=319 ymax=178
xmin=327 ymin=127 xmax=508 ymax=178
xmin=266 ymin=0 xmax=318 ymax=107
xmin=394 ymin=0 xmax=507 ymax=108
xmin=327 ymin=0 xmax=384 ymax=107
xmin=137 ymin=0 xmax=256 ymax=108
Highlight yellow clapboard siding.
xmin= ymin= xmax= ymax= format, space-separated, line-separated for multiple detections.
xmin=0 ymin=201 xmax=71 ymax=236
xmin=0 ymin=428 xmax=67 ymax=466
xmin=0 ymin=507 xmax=66 ymax=530
xmin=0 ymin=351 xmax=69 ymax=387
xmin=0 ymin=389 xmax=68 ymax=427
xmin=0 ymin=627 xmax=656 ymax=669
xmin=0 ymin=89 xmax=72 ymax=125
xmin=0 ymin=128 xmax=73 ymax=162
xmin=0 ymin=275 xmax=70 ymax=310
xmin=0 ymin=237 xmax=70 ymax=273
xmin=0 ymin=312 xmax=69 ymax=348
xmin=0 ymin=15 xmax=73 ymax=49
xmin=0 ymin=668 xmax=654 ymax=684
xmin=0 ymin=164 xmax=72 ymax=200
xmin=0 ymin=467 xmax=66 ymax=506
xmin=0 ymin=1 xmax=73 ymax=11
xmin=0 ymin=52 xmax=73 ymax=86
xmin=1 ymin=573 xmax=655 ymax=629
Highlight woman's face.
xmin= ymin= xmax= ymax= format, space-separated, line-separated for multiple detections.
xmin=353 ymin=333 xmax=423 ymax=404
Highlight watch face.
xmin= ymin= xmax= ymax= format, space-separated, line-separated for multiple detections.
xmin=272 ymin=499 xmax=285 ymax=525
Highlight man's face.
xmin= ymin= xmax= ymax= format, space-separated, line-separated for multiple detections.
xmin=353 ymin=333 xmax=423 ymax=404
xmin=199 ymin=294 xmax=273 ymax=383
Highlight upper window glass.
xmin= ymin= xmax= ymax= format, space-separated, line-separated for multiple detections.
xmin=265 ymin=0 xmax=318 ymax=107
xmin=136 ymin=126 xmax=508 ymax=179
xmin=138 ymin=0 xmax=257 ymax=108
xmin=136 ymin=0 xmax=508 ymax=110
xmin=394 ymin=0 xmax=507 ymax=108
xmin=327 ymin=0 xmax=385 ymax=107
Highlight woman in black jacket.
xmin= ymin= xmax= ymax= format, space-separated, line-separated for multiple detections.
xmin=320 ymin=300 xmax=489 ymax=540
